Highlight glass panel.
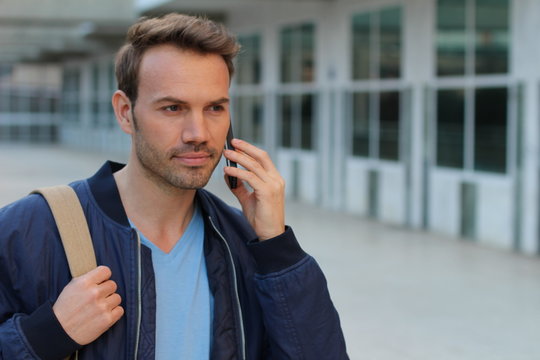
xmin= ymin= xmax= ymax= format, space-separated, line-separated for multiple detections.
xmin=300 ymin=24 xmax=315 ymax=82
xmin=352 ymin=13 xmax=371 ymax=80
xmin=437 ymin=0 xmax=467 ymax=76
xmin=92 ymin=64 xmax=100 ymax=127
xmin=252 ymin=96 xmax=264 ymax=144
xmin=379 ymin=7 xmax=401 ymax=79
xmin=474 ymin=87 xmax=507 ymax=173
xmin=29 ymin=94 xmax=41 ymax=113
xmin=352 ymin=92 xmax=370 ymax=156
xmin=437 ymin=89 xmax=465 ymax=168
xmin=300 ymin=94 xmax=314 ymax=150
xmin=475 ymin=0 xmax=509 ymax=74
xmin=108 ymin=62 xmax=116 ymax=90
xmin=280 ymin=95 xmax=293 ymax=148
xmin=280 ymin=27 xmax=294 ymax=83
xmin=235 ymin=95 xmax=264 ymax=144
xmin=107 ymin=63 xmax=116 ymax=126
xmin=238 ymin=34 xmax=261 ymax=85
xmin=379 ymin=91 xmax=400 ymax=160
xmin=235 ymin=96 xmax=247 ymax=140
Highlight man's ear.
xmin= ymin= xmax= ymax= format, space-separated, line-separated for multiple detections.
xmin=112 ymin=90 xmax=135 ymax=135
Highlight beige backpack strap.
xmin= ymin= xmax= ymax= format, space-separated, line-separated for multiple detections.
xmin=31 ymin=185 xmax=97 ymax=278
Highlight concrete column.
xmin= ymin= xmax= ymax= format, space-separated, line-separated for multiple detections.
xmin=403 ymin=0 xmax=435 ymax=228
xmin=514 ymin=0 xmax=540 ymax=254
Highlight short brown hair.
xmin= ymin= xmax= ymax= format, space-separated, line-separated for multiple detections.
xmin=115 ymin=13 xmax=240 ymax=105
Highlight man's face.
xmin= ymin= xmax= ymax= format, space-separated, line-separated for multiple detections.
xmin=130 ymin=44 xmax=230 ymax=190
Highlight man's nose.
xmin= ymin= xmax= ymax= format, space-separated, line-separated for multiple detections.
xmin=182 ymin=111 xmax=209 ymax=144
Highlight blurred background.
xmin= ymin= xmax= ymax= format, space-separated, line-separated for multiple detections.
xmin=1 ymin=0 xmax=540 ymax=359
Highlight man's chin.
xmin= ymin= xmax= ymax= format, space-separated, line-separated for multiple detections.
xmin=166 ymin=169 xmax=214 ymax=190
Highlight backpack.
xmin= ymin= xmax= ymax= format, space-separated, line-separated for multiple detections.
xmin=31 ymin=185 xmax=97 ymax=278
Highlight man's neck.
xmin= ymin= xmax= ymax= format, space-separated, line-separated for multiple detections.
xmin=113 ymin=161 xmax=197 ymax=254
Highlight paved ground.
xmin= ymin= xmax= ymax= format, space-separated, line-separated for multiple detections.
xmin=1 ymin=143 xmax=540 ymax=360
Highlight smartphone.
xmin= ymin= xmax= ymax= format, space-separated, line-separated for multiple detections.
xmin=225 ymin=125 xmax=238 ymax=189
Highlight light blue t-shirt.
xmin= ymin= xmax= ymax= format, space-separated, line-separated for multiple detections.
xmin=130 ymin=204 xmax=213 ymax=360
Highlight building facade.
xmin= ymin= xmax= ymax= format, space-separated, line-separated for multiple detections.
xmin=3 ymin=0 xmax=540 ymax=255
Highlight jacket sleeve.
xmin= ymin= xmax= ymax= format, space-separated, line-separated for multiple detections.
xmin=0 ymin=197 xmax=82 ymax=360
xmin=0 ymin=315 xmax=38 ymax=360
xmin=247 ymin=227 xmax=349 ymax=360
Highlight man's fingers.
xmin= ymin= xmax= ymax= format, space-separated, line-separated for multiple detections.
xmin=105 ymin=292 xmax=122 ymax=308
xmin=98 ymin=280 xmax=118 ymax=297
xmin=110 ymin=306 xmax=125 ymax=323
xmin=224 ymin=165 xmax=266 ymax=191
xmin=81 ymin=265 xmax=112 ymax=284
xmin=229 ymin=139 xmax=278 ymax=173
xmin=224 ymin=149 xmax=270 ymax=182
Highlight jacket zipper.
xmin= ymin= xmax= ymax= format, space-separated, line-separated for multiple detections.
xmin=133 ymin=231 xmax=142 ymax=360
xmin=208 ymin=216 xmax=247 ymax=360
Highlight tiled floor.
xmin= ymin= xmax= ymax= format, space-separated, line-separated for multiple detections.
xmin=2 ymin=143 xmax=540 ymax=359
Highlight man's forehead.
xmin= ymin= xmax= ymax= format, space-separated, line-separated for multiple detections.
xmin=139 ymin=44 xmax=227 ymax=72
xmin=136 ymin=44 xmax=230 ymax=101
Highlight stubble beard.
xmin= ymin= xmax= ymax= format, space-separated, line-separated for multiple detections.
xmin=132 ymin=117 xmax=221 ymax=191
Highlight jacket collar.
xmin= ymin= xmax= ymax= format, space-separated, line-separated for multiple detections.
xmin=87 ymin=161 xmax=130 ymax=227
xmin=86 ymin=161 xmax=221 ymax=228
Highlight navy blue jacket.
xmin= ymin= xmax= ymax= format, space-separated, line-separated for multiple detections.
xmin=0 ymin=161 xmax=348 ymax=359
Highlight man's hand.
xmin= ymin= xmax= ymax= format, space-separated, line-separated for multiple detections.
xmin=223 ymin=138 xmax=285 ymax=241
xmin=52 ymin=266 xmax=124 ymax=345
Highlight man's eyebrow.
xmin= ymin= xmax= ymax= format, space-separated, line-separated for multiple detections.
xmin=209 ymin=97 xmax=230 ymax=105
xmin=152 ymin=97 xmax=230 ymax=105
xmin=153 ymin=96 xmax=188 ymax=104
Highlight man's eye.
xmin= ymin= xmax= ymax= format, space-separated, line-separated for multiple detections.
xmin=165 ymin=105 xmax=179 ymax=112
xmin=209 ymin=105 xmax=224 ymax=112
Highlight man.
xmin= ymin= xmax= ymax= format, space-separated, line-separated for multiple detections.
xmin=0 ymin=14 xmax=348 ymax=359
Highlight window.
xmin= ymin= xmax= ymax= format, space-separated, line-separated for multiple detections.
xmin=107 ymin=62 xmax=117 ymax=127
xmin=352 ymin=7 xmax=401 ymax=79
xmin=237 ymin=34 xmax=261 ymax=85
xmin=351 ymin=92 xmax=370 ymax=156
xmin=475 ymin=0 xmax=509 ymax=74
xmin=280 ymin=23 xmax=315 ymax=83
xmin=62 ymin=67 xmax=81 ymax=123
xmin=91 ymin=63 xmax=101 ymax=127
xmin=436 ymin=89 xmax=465 ymax=168
xmin=474 ymin=87 xmax=507 ymax=173
xmin=234 ymin=95 xmax=264 ymax=144
xmin=279 ymin=23 xmax=316 ymax=150
xmin=88 ymin=60 xmax=117 ymax=128
xmin=379 ymin=91 xmax=400 ymax=160
xmin=435 ymin=0 xmax=510 ymax=174
xmin=350 ymin=6 xmax=402 ymax=161
xmin=279 ymin=93 xmax=316 ymax=150
xmin=435 ymin=87 xmax=508 ymax=173
xmin=351 ymin=91 xmax=401 ymax=161
xmin=436 ymin=0 xmax=509 ymax=76
xmin=234 ymin=34 xmax=264 ymax=145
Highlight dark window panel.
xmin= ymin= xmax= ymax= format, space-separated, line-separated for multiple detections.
xmin=379 ymin=7 xmax=401 ymax=79
xmin=474 ymin=87 xmax=507 ymax=173
xmin=280 ymin=95 xmax=293 ymax=148
xmin=352 ymin=92 xmax=370 ymax=156
xmin=437 ymin=89 xmax=465 ymax=168
xmin=238 ymin=34 xmax=262 ymax=85
xmin=300 ymin=94 xmax=314 ymax=150
xmin=436 ymin=0 xmax=467 ymax=76
xmin=352 ymin=13 xmax=371 ymax=80
xmin=280 ymin=28 xmax=293 ymax=83
xmin=475 ymin=0 xmax=509 ymax=74
xmin=301 ymin=24 xmax=315 ymax=83
xmin=379 ymin=91 xmax=400 ymax=161
xmin=252 ymin=96 xmax=264 ymax=144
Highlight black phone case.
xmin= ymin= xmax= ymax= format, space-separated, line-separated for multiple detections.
xmin=225 ymin=126 xmax=238 ymax=189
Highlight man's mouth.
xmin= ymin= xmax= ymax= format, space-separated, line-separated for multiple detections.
xmin=172 ymin=152 xmax=212 ymax=166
